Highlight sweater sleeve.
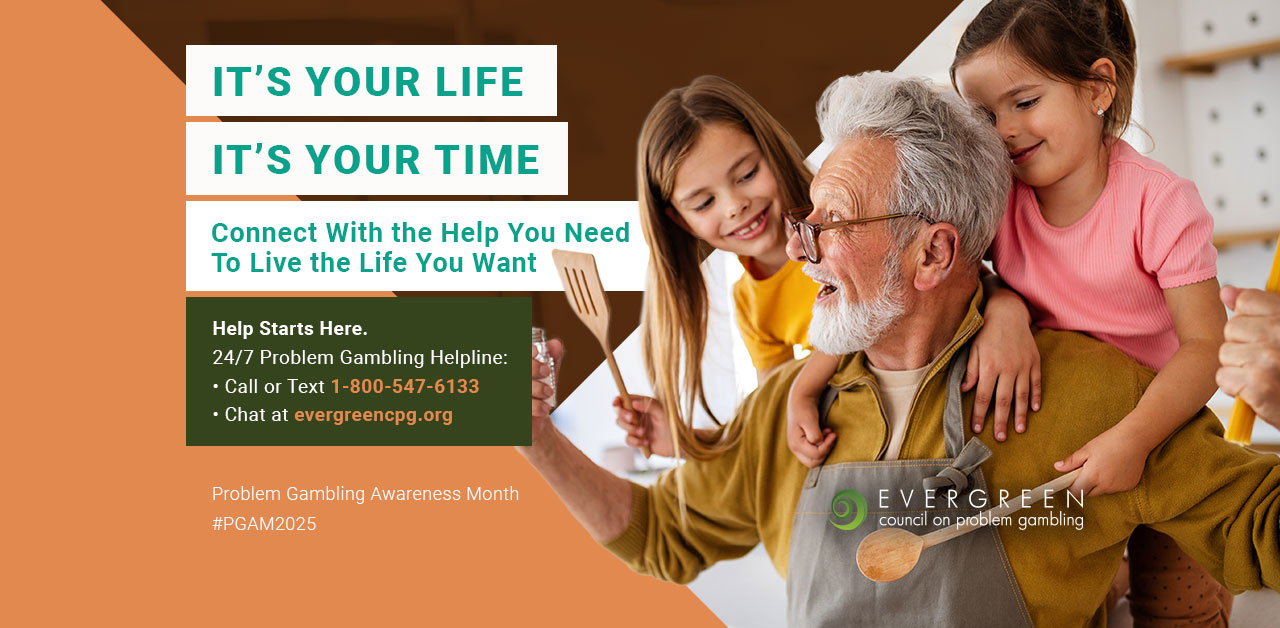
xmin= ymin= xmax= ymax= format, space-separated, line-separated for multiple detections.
xmin=1136 ymin=409 xmax=1280 ymax=593
xmin=602 ymin=402 xmax=762 ymax=584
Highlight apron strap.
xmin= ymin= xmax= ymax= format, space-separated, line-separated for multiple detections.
xmin=818 ymin=385 xmax=840 ymax=424
xmin=941 ymin=345 xmax=970 ymax=457
xmin=928 ymin=345 xmax=990 ymax=493
xmin=922 ymin=437 xmax=992 ymax=493
xmin=806 ymin=386 xmax=843 ymax=488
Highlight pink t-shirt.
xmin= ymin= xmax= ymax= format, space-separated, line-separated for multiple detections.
xmin=989 ymin=140 xmax=1217 ymax=370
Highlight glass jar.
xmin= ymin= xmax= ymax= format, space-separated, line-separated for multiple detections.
xmin=531 ymin=327 xmax=557 ymax=407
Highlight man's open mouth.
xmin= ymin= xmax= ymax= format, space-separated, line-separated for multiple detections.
xmin=804 ymin=264 xmax=840 ymax=301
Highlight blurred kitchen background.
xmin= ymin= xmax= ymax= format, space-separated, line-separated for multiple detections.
xmin=553 ymin=1 xmax=1280 ymax=626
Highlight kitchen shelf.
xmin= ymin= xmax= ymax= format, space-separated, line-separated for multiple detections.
xmin=1213 ymin=229 xmax=1280 ymax=249
xmin=1164 ymin=38 xmax=1280 ymax=73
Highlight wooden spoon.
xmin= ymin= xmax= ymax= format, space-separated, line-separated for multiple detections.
xmin=550 ymin=249 xmax=651 ymax=457
xmin=856 ymin=469 xmax=1081 ymax=582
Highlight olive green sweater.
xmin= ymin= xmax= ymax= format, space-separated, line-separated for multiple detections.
xmin=604 ymin=291 xmax=1280 ymax=627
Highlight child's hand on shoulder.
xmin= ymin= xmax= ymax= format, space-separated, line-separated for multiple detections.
xmin=787 ymin=397 xmax=836 ymax=468
xmin=786 ymin=352 xmax=842 ymax=468
xmin=965 ymin=293 xmax=1042 ymax=441
xmin=1053 ymin=423 xmax=1147 ymax=497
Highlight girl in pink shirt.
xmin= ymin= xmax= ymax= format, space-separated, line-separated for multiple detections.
xmin=950 ymin=0 xmax=1225 ymax=499
xmin=953 ymin=5 xmax=1228 ymax=620
xmin=791 ymin=0 xmax=1230 ymax=623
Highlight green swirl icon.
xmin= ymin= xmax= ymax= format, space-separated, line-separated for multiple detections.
xmin=830 ymin=489 xmax=868 ymax=530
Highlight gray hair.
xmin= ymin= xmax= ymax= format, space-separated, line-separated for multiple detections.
xmin=816 ymin=72 xmax=1009 ymax=266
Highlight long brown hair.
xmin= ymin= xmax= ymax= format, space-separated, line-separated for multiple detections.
xmin=637 ymin=75 xmax=812 ymax=462
xmin=950 ymin=0 xmax=1137 ymax=139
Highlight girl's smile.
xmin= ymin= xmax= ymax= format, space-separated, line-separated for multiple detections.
xmin=723 ymin=206 xmax=771 ymax=240
xmin=1009 ymin=141 xmax=1041 ymax=166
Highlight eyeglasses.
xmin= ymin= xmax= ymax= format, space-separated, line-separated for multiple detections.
xmin=783 ymin=206 xmax=936 ymax=263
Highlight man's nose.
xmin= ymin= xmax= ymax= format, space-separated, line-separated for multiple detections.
xmin=785 ymin=224 xmax=806 ymax=262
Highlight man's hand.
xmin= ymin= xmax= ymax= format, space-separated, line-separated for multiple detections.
xmin=615 ymin=396 xmax=723 ymax=458
xmin=526 ymin=338 xmax=563 ymax=452
xmin=1219 ymin=286 xmax=1280 ymax=428
xmin=614 ymin=395 xmax=672 ymax=456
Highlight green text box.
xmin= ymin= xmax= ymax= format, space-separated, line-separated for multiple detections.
xmin=186 ymin=297 xmax=530 ymax=446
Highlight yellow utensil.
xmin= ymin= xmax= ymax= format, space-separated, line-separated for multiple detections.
xmin=551 ymin=249 xmax=651 ymax=457
xmin=1225 ymin=237 xmax=1280 ymax=445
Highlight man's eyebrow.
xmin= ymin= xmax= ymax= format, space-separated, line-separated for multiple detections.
xmin=811 ymin=184 xmax=857 ymax=217
xmin=675 ymin=151 xmax=758 ymax=205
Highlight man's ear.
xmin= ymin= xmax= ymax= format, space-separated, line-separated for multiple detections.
xmin=664 ymin=205 xmax=693 ymax=234
xmin=1088 ymin=57 xmax=1117 ymax=114
xmin=913 ymin=223 xmax=959 ymax=291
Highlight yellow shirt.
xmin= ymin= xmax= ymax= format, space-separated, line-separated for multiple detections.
xmin=732 ymin=258 xmax=820 ymax=372
xmin=605 ymin=289 xmax=1280 ymax=627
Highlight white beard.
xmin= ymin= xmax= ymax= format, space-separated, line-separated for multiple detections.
xmin=806 ymin=250 xmax=906 ymax=355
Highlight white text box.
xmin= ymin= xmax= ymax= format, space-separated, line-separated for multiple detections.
xmin=186 ymin=45 xmax=556 ymax=116
xmin=186 ymin=122 xmax=567 ymax=195
xmin=187 ymin=201 xmax=647 ymax=292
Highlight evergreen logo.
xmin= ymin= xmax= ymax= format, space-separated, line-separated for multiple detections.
xmin=829 ymin=489 xmax=868 ymax=530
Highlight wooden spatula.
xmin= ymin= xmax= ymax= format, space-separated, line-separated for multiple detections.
xmin=551 ymin=249 xmax=651 ymax=457
xmin=855 ymin=469 xmax=1081 ymax=582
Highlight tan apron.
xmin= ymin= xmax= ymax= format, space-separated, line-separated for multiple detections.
xmin=786 ymin=350 xmax=1034 ymax=627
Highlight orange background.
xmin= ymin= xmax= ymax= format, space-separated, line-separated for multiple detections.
xmin=4 ymin=1 xmax=722 ymax=623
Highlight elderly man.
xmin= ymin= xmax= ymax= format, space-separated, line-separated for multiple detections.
xmin=522 ymin=73 xmax=1280 ymax=627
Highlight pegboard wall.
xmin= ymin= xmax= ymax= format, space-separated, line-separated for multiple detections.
xmin=1217 ymin=235 xmax=1279 ymax=289
xmin=1178 ymin=0 xmax=1280 ymax=235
